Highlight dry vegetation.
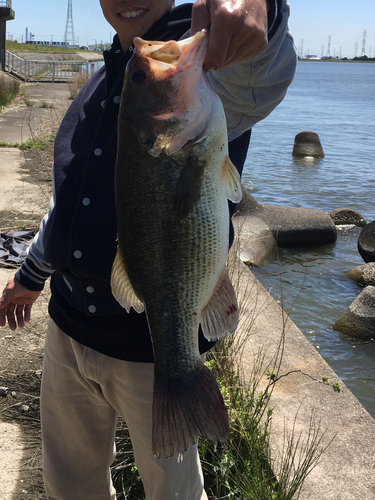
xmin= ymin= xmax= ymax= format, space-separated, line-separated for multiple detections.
xmin=68 ymin=70 xmax=91 ymax=100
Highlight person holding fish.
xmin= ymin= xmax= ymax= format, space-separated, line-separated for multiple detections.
xmin=0 ymin=0 xmax=296 ymax=499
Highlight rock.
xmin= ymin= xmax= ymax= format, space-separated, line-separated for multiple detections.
xmin=330 ymin=207 xmax=367 ymax=227
xmin=0 ymin=387 xmax=8 ymax=397
xmin=235 ymin=186 xmax=262 ymax=215
xmin=234 ymin=186 xmax=337 ymax=263
xmin=358 ymin=221 xmax=375 ymax=263
xmin=18 ymin=404 xmax=30 ymax=413
xmin=292 ymin=131 xmax=325 ymax=158
xmin=232 ymin=215 xmax=276 ymax=267
xmin=333 ymin=286 xmax=375 ymax=340
xmin=261 ymin=204 xmax=337 ymax=247
xmin=345 ymin=262 xmax=375 ymax=286
xmin=234 ymin=188 xmax=276 ymax=266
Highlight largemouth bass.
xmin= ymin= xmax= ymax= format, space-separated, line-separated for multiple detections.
xmin=111 ymin=30 xmax=242 ymax=459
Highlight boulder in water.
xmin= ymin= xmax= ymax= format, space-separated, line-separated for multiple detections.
xmin=330 ymin=207 xmax=366 ymax=227
xmin=292 ymin=131 xmax=325 ymax=158
xmin=234 ymin=186 xmax=337 ymax=258
xmin=358 ymin=220 xmax=375 ymax=263
xmin=345 ymin=262 xmax=375 ymax=286
xmin=333 ymin=286 xmax=375 ymax=340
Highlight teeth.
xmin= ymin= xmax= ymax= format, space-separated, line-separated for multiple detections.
xmin=120 ymin=10 xmax=145 ymax=19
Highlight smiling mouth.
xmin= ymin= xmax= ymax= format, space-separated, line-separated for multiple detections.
xmin=119 ymin=9 xmax=146 ymax=19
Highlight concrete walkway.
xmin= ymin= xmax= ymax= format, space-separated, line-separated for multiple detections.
xmin=1 ymin=79 xmax=375 ymax=499
xmin=0 ymin=81 xmax=70 ymax=144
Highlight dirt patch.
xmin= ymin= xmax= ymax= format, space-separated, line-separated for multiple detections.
xmin=0 ymin=144 xmax=53 ymax=500
xmin=0 ymin=349 xmax=46 ymax=500
xmin=0 ymin=144 xmax=53 ymax=231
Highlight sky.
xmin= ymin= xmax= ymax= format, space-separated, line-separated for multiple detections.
xmin=5 ymin=0 xmax=375 ymax=58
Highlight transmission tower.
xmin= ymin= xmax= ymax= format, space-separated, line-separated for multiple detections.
xmin=64 ymin=0 xmax=75 ymax=47
xmin=326 ymin=35 xmax=331 ymax=57
xmin=361 ymin=30 xmax=367 ymax=56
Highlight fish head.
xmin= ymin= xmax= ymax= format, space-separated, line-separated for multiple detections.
xmin=121 ymin=30 xmax=212 ymax=157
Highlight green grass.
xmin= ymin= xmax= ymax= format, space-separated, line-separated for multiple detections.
xmin=0 ymin=75 xmax=19 ymax=111
xmin=21 ymin=134 xmax=55 ymax=150
xmin=6 ymin=40 xmax=104 ymax=55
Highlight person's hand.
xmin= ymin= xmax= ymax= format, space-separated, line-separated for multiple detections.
xmin=191 ymin=0 xmax=269 ymax=72
xmin=0 ymin=278 xmax=41 ymax=330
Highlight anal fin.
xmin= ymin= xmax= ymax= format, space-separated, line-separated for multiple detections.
xmin=201 ymin=268 xmax=239 ymax=341
xmin=111 ymin=247 xmax=144 ymax=313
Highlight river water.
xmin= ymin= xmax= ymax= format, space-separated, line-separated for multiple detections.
xmin=241 ymin=61 xmax=375 ymax=418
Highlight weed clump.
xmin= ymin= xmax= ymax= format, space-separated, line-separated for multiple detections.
xmin=68 ymin=71 xmax=91 ymax=100
xmin=0 ymin=75 xmax=20 ymax=110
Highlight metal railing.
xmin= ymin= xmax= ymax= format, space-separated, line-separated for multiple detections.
xmin=0 ymin=0 xmax=12 ymax=7
xmin=5 ymin=51 xmax=103 ymax=82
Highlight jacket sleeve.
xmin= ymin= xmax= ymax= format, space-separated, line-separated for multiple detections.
xmin=206 ymin=0 xmax=297 ymax=142
xmin=15 ymin=195 xmax=56 ymax=292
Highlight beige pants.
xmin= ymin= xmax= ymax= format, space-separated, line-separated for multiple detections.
xmin=41 ymin=319 xmax=208 ymax=500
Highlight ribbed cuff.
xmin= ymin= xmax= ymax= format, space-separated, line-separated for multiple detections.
xmin=267 ymin=0 xmax=279 ymax=40
xmin=15 ymin=258 xmax=52 ymax=292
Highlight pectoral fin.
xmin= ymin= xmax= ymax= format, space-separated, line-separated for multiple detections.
xmin=201 ymin=268 xmax=239 ymax=341
xmin=111 ymin=248 xmax=144 ymax=313
xmin=222 ymin=156 xmax=242 ymax=203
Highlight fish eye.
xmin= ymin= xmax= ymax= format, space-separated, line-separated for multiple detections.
xmin=131 ymin=69 xmax=146 ymax=84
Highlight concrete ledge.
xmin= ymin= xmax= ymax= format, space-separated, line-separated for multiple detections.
xmin=232 ymin=257 xmax=375 ymax=499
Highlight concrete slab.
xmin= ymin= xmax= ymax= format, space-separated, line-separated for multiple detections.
xmin=21 ymin=81 xmax=71 ymax=106
xmin=0 ymin=82 xmax=70 ymax=144
xmin=233 ymin=258 xmax=375 ymax=499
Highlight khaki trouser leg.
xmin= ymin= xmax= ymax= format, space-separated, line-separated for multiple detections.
xmin=41 ymin=319 xmax=208 ymax=500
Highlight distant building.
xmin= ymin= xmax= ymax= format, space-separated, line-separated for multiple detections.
xmin=25 ymin=40 xmax=80 ymax=49
xmin=304 ymin=55 xmax=322 ymax=60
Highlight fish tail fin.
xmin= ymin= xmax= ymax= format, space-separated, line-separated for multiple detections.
xmin=152 ymin=363 xmax=229 ymax=459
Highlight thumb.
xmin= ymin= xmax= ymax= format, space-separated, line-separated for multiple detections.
xmin=191 ymin=0 xmax=211 ymax=35
xmin=0 ymin=281 xmax=15 ymax=308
